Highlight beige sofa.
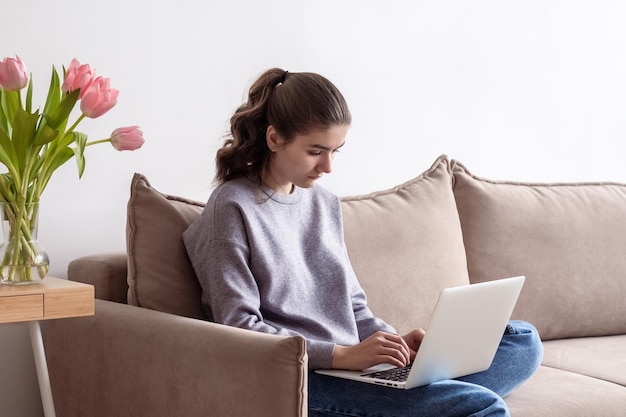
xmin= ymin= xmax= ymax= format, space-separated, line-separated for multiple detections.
xmin=46 ymin=155 xmax=626 ymax=417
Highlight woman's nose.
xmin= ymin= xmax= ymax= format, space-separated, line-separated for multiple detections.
xmin=318 ymin=154 xmax=333 ymax=174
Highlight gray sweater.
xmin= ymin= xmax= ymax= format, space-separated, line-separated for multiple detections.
xmin=183 ymin=176 xmax=395 ymax=369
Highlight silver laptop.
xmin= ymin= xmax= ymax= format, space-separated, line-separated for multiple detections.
xmin=316 ymin=276 xmax=525 ymax=389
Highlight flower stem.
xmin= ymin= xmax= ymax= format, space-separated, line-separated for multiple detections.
xmin=1 ymin=201 xmax=49 ymax=283
xmin=85 ymin=138 xmax=111 ymax=147
xmin=66 ymin=114 xmax=86 ymax=135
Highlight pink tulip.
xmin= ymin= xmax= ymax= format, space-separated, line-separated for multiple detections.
xmin=110 ymin=126 xmax=144 ymax=151
xmin=62 ymin=58 xmax=95 ymax=95
xmin=79 ymin=76 xmax=119 ymax=118
xmin=0 ymin=55 xmax=29 ymax=91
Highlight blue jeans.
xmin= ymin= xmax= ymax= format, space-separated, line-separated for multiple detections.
xmin=309 ymin=320 xmax=543 ymax=417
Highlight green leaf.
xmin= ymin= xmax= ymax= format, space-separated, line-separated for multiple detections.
xmin=12 ymin=109 xmax=39 ymax=142
xmin=35 ymin=130 xmax=86 ymax=196
xmin=0 ymin=130 xmax=17 ymax=173
xmin=34 ymin=123 xmax=59 ymax=147
xmin=1 ymin=90 xmax=21 ymax=132
xmin=43 ymin=66 xmax=61 ymax=118
xmin=0 ymin=89 xmax=8 ymax=135
xmin=12 ymin=109 xmax=40 ymax=170
xmin=53 ymin=129 xmax=80 ymax=151
xmin=37 ymin=147 xmax=73 ymax=193
xmin=25 ymin=75 xmax=33 ymax=113
xmin=71 ymin=131 xmax=87 ymax=178
xmin=0 ymin=127 xmax=17 ymax=169
xmin=46 ymin=89 xmax=79 ymax=130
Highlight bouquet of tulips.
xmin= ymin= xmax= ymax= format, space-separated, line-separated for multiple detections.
xmin=0 ymin=55 xmax=144 ymax=283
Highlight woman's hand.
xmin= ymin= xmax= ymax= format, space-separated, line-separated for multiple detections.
xmin=402 ymin=328 xmax=426 ymax=362
xmin=331 ymin=331 xmax=412 ymax=371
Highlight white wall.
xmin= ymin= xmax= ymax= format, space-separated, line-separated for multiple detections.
xmin=2 ymin=1 xmax=626 ymax=415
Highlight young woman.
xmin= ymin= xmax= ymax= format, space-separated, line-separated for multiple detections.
xmin=183 ymin=68 xmax=543 ymax=417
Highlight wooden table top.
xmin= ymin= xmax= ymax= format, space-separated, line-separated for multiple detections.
xmin=0 ymin=277 xmax=94 ymax=324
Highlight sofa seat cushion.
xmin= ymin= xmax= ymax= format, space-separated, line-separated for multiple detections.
xmin=126 ymin=173 xmax=207 ymax=320
xmin=505 ymin=365 xmax=626 ymax=417
xmin=452 ymin=160 xmax=626 ymax=340
xmin=341 ymin=155 xmax=469 ymax=334
xmin=541 ymin=335 xmax=626 ymax=387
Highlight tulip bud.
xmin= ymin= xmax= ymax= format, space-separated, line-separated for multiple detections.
xmin=62 ymin=58 xmax=95 ymax=95
xmin=0 ymin=55 xmax=29 ymax=91
xmin=110 ymin=126 xmax=144 ymax=151
xmin=80 ymin=76 xmax=119 ymax=118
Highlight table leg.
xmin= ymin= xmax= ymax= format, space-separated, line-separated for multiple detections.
xmin=28 ymin=321 xmax=56 ymax=417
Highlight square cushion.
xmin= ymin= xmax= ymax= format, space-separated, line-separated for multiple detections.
xmin=452 ymin=160 xmax=626 ymax=340
xmin=541 ymin=335 xmax=626 ymax=386
xmin=341 ymin=155 xmax=470 ymax=335
xmin=504 ymin=365 xmax=626 ymax=417
xmin=126 ymin=173 xmax=208 ymax=320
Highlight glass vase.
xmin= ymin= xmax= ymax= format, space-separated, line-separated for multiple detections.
xmin=0 ymin=201 xmax=49 ymax=284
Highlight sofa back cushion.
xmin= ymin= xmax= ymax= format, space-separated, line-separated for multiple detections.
xmin=126 ymin=173 xmax=208 ymax=320
xmin=452 ymin=160 xmax=626 ymax=340
xmin=341 ymin=155 xmax=470 ymax=335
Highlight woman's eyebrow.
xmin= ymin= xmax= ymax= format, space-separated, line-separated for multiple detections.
xmin=310 ymin=142 xmax=346 ymax=151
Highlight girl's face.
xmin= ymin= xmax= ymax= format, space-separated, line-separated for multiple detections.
xmin=264 ymin=125 xmax=349 ymax=194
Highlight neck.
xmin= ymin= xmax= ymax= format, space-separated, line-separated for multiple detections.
xmin=261 ymin=169 xmax=293 ymax=195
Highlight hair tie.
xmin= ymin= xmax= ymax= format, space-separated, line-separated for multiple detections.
xmin=279 ymin=71 xmax=289 ymax=84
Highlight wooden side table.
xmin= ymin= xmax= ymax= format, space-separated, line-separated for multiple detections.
xmin=0 ymin=277 xmax=94 ymax=417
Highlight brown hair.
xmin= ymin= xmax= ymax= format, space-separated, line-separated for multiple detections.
xmin=214 ymin=68 xmax=351 ymax=185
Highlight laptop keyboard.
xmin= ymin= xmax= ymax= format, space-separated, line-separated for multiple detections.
xmin=362 ymin=364 xmax=413 ymax=382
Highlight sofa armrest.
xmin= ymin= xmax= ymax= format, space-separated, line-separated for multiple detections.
xmin=68 ymin=253 xmax=129 ymax=303
xmin=46 ymin=299 xmax=308 ymax=417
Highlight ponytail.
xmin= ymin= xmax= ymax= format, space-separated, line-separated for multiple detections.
xmin=215 ymin=68 xmax=351 ymax=185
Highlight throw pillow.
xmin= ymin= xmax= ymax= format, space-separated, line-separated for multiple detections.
xmin=126 ymin=173 xmax=208 ymax=320
xmin=452 ymin=160 xmax=626 ymax=340
xmin=341 ymin=155 xmax=470 ymax=335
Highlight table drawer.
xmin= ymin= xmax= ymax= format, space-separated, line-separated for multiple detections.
xmin=0 ymin=294 xmax=44 ymax=323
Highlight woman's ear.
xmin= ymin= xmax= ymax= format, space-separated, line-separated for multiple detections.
xmin=266 ymin=125 xmax=284 ymax=152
